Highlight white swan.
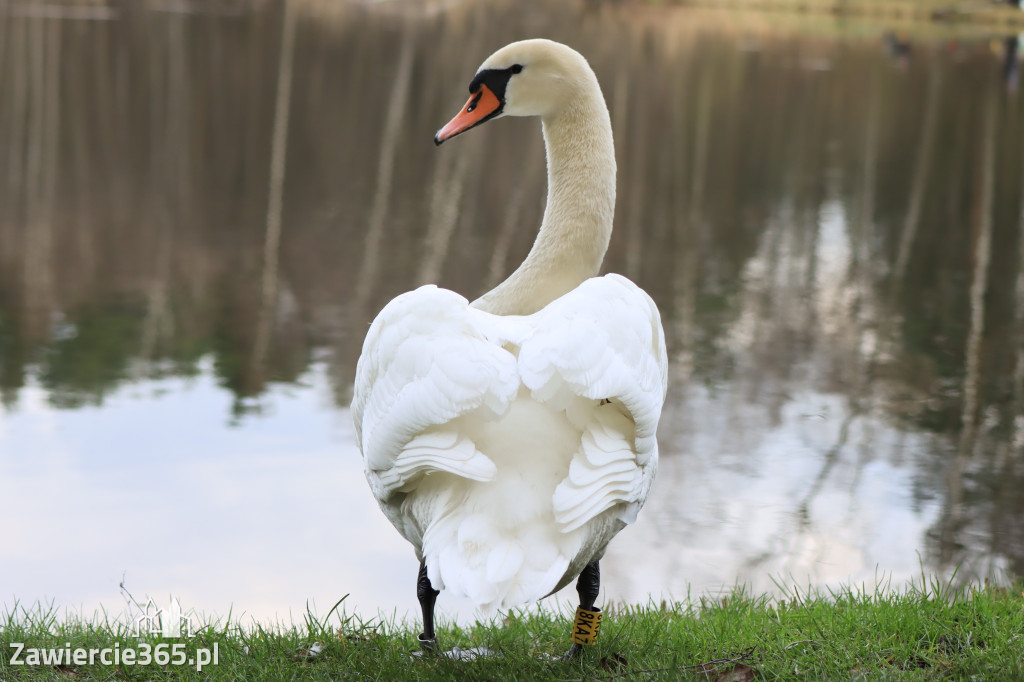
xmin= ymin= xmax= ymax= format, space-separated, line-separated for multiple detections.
xmin=352 ymin=39 xmax=667 ymax=654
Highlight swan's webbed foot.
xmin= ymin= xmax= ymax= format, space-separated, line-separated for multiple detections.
xmin=417 ymin=633 xmax=438 ymax=655
xmin=560 ymin=642 xmax=585 ymax=661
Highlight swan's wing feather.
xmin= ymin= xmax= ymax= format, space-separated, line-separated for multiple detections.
xmin=519 ymin=274 xmax=668 ymax=532
xmin=352 ymin=286 xmax=520 ymax=499
xmin=553 ymin=407 xmax=642 ymax=532
xmin=373 ymin=430 xmax=497 ymax=494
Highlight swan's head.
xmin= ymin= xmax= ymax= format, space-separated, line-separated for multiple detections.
xmin=434 ymin=39 xmax=596 ymax=145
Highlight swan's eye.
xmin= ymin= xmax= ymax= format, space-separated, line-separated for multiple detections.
xmin=510 ymin=64 xmax=523 ymax=74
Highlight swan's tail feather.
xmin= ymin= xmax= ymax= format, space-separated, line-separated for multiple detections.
xmin=421 ymin=512 xmax=578 ymax=612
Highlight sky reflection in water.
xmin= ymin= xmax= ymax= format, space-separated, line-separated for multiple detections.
xmin=0 ymin=358 xmax=962 ymax=626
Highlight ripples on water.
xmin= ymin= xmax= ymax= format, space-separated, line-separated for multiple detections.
xmin=0 ymin=0 xmax=1022 ymax=625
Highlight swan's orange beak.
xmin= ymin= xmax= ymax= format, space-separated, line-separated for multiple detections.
xmin=434 ymin=84 xmax=502 ymax=145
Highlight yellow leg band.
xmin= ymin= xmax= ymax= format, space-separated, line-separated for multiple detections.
xmin=570 ymin=606 xmax=603 ymax=645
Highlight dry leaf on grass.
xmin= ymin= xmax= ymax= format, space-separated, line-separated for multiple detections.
xmin=600 ymin=652 xmax=628 ymax=673
xmin=714 ymin=663 xmax=757 ymax=681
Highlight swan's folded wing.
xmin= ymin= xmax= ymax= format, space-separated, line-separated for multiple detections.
xmin=517 ymin=274 xmax=668 ymax=530
xmin=352 ymin=286 xmax=520 ymax=499
xmin=552 ymin=405 xmax=645 ymax=532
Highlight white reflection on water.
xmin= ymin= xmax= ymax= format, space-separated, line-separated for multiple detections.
xmin=0 ymin=363 xmax=428 ymax=625
xmin=611 ymin=388 xmax=945 ymax=605
xmin=0 ymin=355 xmax=994 ymax=628
xmin=608 ymin=196 xmax=948 ymax=600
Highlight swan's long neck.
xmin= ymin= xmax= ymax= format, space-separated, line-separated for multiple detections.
xmin=472 ymin=88 xmax=616 ymax=316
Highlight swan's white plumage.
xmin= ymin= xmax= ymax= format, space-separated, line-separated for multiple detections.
xmin=353 ymin=275 xmax=666 ymax=611
xmin=352 ymin=38 xmax=667 ymax=614
xmin=353 ymin=285 xmax=519 ymax=486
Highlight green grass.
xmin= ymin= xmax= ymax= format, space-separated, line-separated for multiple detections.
xmin=2 ymin=579 xmax=1023 ymax=680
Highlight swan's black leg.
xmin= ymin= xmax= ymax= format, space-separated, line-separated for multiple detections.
xmin=416 ymin=562 xmax=440 ymax=653
xmin=563 ymin=560 xmax=602 ymax=660
xmin=577 ymin=560 xmax=600 ymax=611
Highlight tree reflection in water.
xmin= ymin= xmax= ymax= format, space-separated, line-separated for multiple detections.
xmin=0 ymin=0 xmax=1021 ymax=618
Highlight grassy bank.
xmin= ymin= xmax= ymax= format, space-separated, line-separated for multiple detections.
xmin=2 ymin=581 xmax=1023 ymax=680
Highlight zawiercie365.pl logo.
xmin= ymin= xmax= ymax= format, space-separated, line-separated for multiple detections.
xmin=9 ymin=598 xmax=219 ymax=673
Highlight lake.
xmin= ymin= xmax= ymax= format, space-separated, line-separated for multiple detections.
xmin=1 ymin=0 xmax=1022 ymax=627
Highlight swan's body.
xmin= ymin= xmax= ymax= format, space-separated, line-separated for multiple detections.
xmin=352 ymin=39 xmax=667 ymax=627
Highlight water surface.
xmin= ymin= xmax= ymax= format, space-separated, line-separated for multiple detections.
xmin=1 ymin=0 xmax=1022 ymax=625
